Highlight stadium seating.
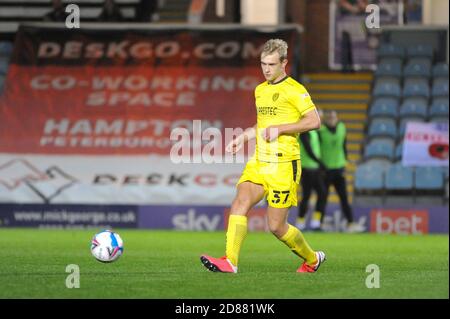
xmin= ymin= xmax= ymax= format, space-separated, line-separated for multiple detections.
xmin=0 ymin=41 xmax=12 ymax=93
xmin=369 ymin=97 xmax=399 ymax=119
xmin=364 ymin=138 xmax=395 ymax=160
xmin=0 ymin=41 xmax=13 ymax=57
xmin=403 ymin=78 xmax=430 ymax=98
xmin=377 ymin=43 xmax=405 ymax=60
xmin=375 ymin=58 xmax=403 ymax=77
xmin=443 ymin=166 xmax=449 ymax=179
xmin=433 ymin=63 xmax=449 ymax=78
xmin=406 ymin=44 xmax=434 ymax=59
xmin=415 ymin=166 xmax=445 ymax=193
xmin=358 ymin=40 xmax=448 ymax=202
xmin=394 ymin=142 xmax=403 ymax=160
xmin=361 ymin=158 xmax=392 ymax=172
xmin=399 ymin=97 xmax=428 ymax=119
xmin=0 ymin=1 xmax=139 ymax=24
xmin=0 ymin=57 xmax=9 ymax=75
xmin=429 ymin=98 xmax=449 ymax=117
xmin=368 ymin=118 xmax=397 ymax=140
xmin=429 ymin=116 xmax=449 ymax=123
xmin=385 ymin=162 xmax=414 ymax=193
xmin=403 ymin=58 xmax=432 ymax=78
xmin=354 ymin=163 xmax=384 ymax=193
xmin=373 ymin=77 xmax=402 ymax=98
xmin=399 ymin=118 xmax=425 ymax=137
xmin=432 ymin=78 xmax=449 ymax=97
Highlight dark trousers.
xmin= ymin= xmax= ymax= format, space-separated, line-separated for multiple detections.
xmin=324 ymin=168 xmax=353 ymax=223
xmin=341 ymin=31 xmax=354 ymax=72
xmin=298 ymin=168 xmax=327 ymax=220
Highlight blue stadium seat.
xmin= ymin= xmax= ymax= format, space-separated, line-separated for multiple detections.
xmin=415 ymin=166 xmax=444 ymax=191
xmin=364 ymin=139 xmax=395 ymax=160
xmin=406 ymin=44 xmax=434 ymax=59
xmin=429 ymin=117 xmax=449 ymax=124
xmin=354 ymin=164 xmax=384 ymax=192
xmin=403 ymin=78 xmax=430 ymax=98
xmin=373 ymin=77 xmax=401 ymax=98
xmin=0 ymin=57 xmax=9 ymax=75
xmin=433 ymin=63 xmax=449 ymax=79
xmin=385 ymin=162 xmax=414 ymax=191
xmin=443 ymin=166 xmax=449 ymax=180
xmin=432 ymin=78 xmax=449 ymax=97
xmin=375 ymin=58 xmax=403 ymax=77
xmin=0 ymin=41 xmax=13 ymax=57
xmin=377 ymin=43 xmax=405 ymax=60
xmin=368 ymin=118 xmax=397 ymax=139
xmin=429 ymin=98 xmax=449 ymax=117
xmin=369 ymin=97 xmax=399 ymax=118
xmin=394 ymin=142 xmax=403 ymax=160
xmin=399 ymin=118 xmax=425 ymax=137
xmin=360 ymin=158 xmax=392 ymax=173
xmin=399 ymin=97 xmax=428 ymax=119
xmin=403 ymin=58 xmax=432 ymax=78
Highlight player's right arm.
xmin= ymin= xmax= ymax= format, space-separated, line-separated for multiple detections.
xmin=226 ymin=124 xmax=257 ymax=154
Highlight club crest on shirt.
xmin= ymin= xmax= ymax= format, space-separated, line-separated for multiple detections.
xmin=272 ymin=93 xmax=279 ymax=101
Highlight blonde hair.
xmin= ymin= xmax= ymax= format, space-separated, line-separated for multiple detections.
xmin=261 ymin=39 xmax=288 ymax=62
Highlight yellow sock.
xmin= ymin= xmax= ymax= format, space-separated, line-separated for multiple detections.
xmin=225 ymin=215 xmax=248 ymax=266
xmin=297 ymin=217 xmax=305 ymax=224
xmin=280 ymin=224 xmax=317 ymax=265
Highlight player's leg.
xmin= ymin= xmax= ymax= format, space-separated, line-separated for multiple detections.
xmin=225 ymin=181 xmax=265 ymax=266
xmin=268 ymin=206 xmax=316 ymax=262
xmin=332 ymin=169 xmax=354 ymax=224
xmin=200 ymin=158 xmax=265 ymax=273
xmin=321 ymin=169 xmax=332 ymax=222
xmin=333 ymin=169 xmax=363 ymax=232
xmin=266 ymin=161 xmax=325 ymax=272
xmin=230 ymin=181 xmax=266 ymax=216
xmin=311 ymin=169 xmax=327 ymax=229
xmin=297 ymin=169 xmax=313 ymax=229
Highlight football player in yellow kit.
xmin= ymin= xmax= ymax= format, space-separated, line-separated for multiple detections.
xmin=200 ymin=39 xmax=326 ymax=273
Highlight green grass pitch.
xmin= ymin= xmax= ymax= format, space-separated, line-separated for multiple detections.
xmin=0 ymin=229 xmax=448 ymax=299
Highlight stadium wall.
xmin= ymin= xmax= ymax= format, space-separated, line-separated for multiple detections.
xmin=0 ymin=203 xmax=447 ymax=234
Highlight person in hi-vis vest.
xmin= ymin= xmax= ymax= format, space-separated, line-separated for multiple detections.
xmin=297 ymin=127 xmax=327 ymax=231
xmin=318 ymin=111 xmax=364 ymax=233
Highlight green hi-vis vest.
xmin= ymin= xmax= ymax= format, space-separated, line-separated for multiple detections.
xmin=319 ymin=122 xmax=347 ymax=169
xmin=299 ymin=130 xmax=321 ymax=169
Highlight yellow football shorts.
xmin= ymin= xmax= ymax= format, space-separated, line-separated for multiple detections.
xmin=237 ymin=157 xmax=301 ymax=208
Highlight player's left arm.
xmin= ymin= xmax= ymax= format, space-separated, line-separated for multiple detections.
xmin=261 ymin=109 xmax=321 ymax=142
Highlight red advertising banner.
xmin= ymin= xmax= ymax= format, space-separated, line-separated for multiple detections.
xmin=370 ymin=209 xmax=429 ymax=234
xmin=0 ymin=25 xmax=300 ymax=155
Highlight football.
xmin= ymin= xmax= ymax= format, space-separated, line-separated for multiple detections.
xmin=90 ymin=230 xmax=124 ymax=263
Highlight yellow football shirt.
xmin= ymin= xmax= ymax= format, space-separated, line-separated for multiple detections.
xmin=254 ymin=76 xmax=316 ymax=162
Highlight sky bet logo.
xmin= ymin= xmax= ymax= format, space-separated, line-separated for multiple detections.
xmin=172 ymin=209 xmax=221 ymax=231
xmin=370 ymin=210 xmax=429 ymax=234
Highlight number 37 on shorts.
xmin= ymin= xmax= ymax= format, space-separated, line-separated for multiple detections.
xmin=266 ymin=159 xmax=300 ymax=208
xmin=268 ymin=189 xmax=295 ymax=208
xmin=238 ymin=159 xmax=300 ymax=208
